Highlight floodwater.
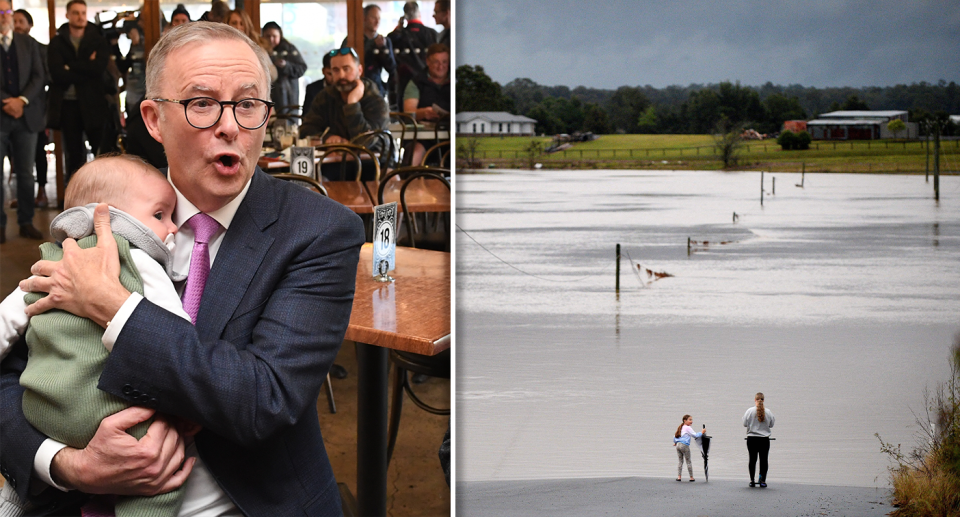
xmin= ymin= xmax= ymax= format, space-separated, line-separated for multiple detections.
xmin=455 ymin=169 xmax=960 ymax=488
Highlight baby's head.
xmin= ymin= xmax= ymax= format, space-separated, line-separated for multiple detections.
xmin=65 ymin=154 xmax=178 ymax=240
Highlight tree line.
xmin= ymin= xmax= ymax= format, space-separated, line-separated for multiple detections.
xmin=456 ymin=65 xmax=960 ymax=136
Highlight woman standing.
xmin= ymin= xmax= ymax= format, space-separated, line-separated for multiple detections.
xmin=673 ymin=415 xmax=704 ymax=482
xmin=743 ymin=392 xmax=776 ymax=487
xmin=261 ymin=22 xmax=307 ymax=120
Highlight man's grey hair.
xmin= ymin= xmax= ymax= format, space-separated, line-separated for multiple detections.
xmin=403 ymin=1 xmax=419 ymax=19
xmin=145 ymin=21 xmax=272 ymax=100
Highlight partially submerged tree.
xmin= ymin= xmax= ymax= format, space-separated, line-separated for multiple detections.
xmin=523 ymin=139 xmax=543 ymax=169
xmin=713 ymin=117 xmax=745 ymax=169
xmin=457 ymin=138 xmax=482 ymax=169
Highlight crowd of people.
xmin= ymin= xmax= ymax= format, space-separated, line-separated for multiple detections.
xmin=1 ymin=0 xmax=451 ymax=243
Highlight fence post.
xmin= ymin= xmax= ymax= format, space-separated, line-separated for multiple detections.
xmin=934 ymin=125 xmax=941 ymax=201
xmin=761 ymin=171 xmax=764 ymax=206
xmin=616 ymin=244 xmax=621 ymax=293
xmin=772 ymin=176 xmax=775 ymax=195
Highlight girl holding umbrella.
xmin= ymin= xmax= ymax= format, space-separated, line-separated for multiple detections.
xmin=673 ymin=415 xmax=705 ymax=482
xmin=743 ymin=392 xmax=776 ymax=487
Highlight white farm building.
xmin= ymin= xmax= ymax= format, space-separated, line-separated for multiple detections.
xmin=456 ymin=112 xmax=537 ymax=136
xmin=807 ymin=110 xmax=918 ymax=140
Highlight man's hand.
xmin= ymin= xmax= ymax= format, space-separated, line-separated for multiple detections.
xmin=416 ymin=106 xmax=438 ymax=121
xmin=21 ymin=203 xmax=129 ymax=327
xmin=1 ymin=97 xmax=25 ymax=119
xmin=52 ymin=407 xmax=195 ymax=496
xmin=374 ymin=34 xmax=385 ymax=48
xmin=345 ymin=79 xmax=364 ymax=105
xmin=324 ymin=134 xmax=348 ymax=145
xmin=90 ymin=50 xmax=97 ymax=61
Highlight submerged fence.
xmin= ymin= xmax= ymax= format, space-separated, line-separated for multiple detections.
xmin=469 ymin=139 xmax=960 ymax=160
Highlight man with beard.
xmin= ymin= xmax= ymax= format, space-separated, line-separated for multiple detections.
xmin=46 ymin=0 xmax=111 ymax=197
xmin=299 ymin=47 xmax=389 ymax=181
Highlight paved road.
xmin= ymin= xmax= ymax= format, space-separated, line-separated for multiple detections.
xmin=458 ymin=477 xmax=893 ymax=516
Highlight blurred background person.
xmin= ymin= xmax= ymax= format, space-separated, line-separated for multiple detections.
xmin=341 ymin=4 xmax=395 ymax=101
xmin=302 ymin=51 xmax=332 ymax=116
xmin=46 ymin=0 xmax=111 ymax=200
xmin=170 ymin=4 xmax=190 ymax=26
xmin=12 ymin=7 xmax=49 ymax=209
xmin=1 ymin=0 xmax=45 ymax=241
xmin=387 ymin=1 xmax=437 ymax=110
xmin=201 ymin=0 xmax=230 ymax=24
xmin=403 ymin=43 xmax=449 ymax=165
xmin=119 ymin=24 xmax=145 ymax=114
xmin=262 ymin=21 xmax=306 ymax=123
xmin=228 ymin=9 xmax=276 ymax=82
xmin=433 ymin=0 xmax=449 ymax=49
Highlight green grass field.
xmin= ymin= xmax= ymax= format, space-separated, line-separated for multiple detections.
xmin=457 ymin=134 xmax=960 ymax=174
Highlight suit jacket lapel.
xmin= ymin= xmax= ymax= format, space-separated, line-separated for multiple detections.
xmin=195 ymin=169 xmax=279 ymax=341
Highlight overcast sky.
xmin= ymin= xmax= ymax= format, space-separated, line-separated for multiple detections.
xmin=456 ymin=0 xmax=960 ymax=89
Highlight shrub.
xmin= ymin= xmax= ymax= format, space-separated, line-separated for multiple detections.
xmin=777 ymin=130 xmax=798 ymax=150
xmin=878 ymin=336 xmax=960 ymax=516
xmin=796 ymin=131 xmax=812 ymax=150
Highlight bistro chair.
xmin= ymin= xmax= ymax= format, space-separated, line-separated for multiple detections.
xmin=315 ymin=142 xmax=381 ymax=183
xmin=420 ymin=141 xmax=450 ymax=168
xmin=377 ymin=166 xmax=450 ymax=250
xmin=270 ymin=173 xmax=337 ymax=414
xmin=350 ymin=128 xmax=397 ymax=172
xmin=399 ymin=171 xmax=450 ymax=251
xmin=387 ymin=348 xmax=450 ymax=465
xmin=390 ymin=112 xmax=418 ymax=166
xmin=271 ymin=173 xmax=328 ymax=196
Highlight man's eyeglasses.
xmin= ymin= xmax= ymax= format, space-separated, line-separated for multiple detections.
xmin=0 ymin=9 xmax=14 ymax=14
xmin=327 ymin=47 xmax=358 ymax=59
xmin=152 ymin=97 xmax=274 ymax=130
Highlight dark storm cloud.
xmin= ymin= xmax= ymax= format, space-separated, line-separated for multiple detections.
xmin=457 ymin=0 xmax=960 ymax=88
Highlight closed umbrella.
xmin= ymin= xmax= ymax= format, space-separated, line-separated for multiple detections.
xmin=694 ymin=424 xmax=712 ymax=482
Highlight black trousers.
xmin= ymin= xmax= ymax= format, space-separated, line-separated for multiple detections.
xmin=59 ymin=100 xmax=103 ymax=187
xmin=746 ymin=436 xmax=770 ymax=482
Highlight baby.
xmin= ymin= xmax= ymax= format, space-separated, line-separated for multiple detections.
xmin=0 ymin=154 xmax=192 ymax=517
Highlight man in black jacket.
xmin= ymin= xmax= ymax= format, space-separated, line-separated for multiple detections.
xmin=387 ymin=1 xmax=437 ymax=109
xmin=1 ymin=0 xmax=46 ymax=242
xmin=46 ymin=0 xmax=110 ymax=194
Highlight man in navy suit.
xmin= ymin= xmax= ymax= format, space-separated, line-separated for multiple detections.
xmin=0 ymin=22 xmax=364 ymax=516
xmin=0 ymin=0 xmax=45 ymax=243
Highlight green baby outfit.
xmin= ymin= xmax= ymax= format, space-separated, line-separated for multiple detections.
xmin=20 ymin=234 xmax=185 ymax=517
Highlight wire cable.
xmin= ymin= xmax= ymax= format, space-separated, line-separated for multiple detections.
xmin=456 ymin=224 xmax=614 ymax=282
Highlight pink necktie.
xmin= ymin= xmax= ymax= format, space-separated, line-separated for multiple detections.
xmin=181 ymin=213 xmax=221 ymax=325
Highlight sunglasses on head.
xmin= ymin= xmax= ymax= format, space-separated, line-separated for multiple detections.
xmin=327 ymin=47 xmax=359 ymax=59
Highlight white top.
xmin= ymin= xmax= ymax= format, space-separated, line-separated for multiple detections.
xmin=743 ymin=406 xmax=776 ymax=438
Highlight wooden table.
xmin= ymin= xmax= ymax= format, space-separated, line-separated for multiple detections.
xmin=366 ymin=177 xmax=450 ymax=213
xmin=322 ymin=181 xmax=375 ymax=214
xmin=347 ymin=244 xmax=450 ymax=516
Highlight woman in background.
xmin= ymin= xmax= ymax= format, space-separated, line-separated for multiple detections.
xmin=743 ymin=392 xmax=776 ymax=487
xmin=227 ymin=9 xmax=277 ymax=81
xmin=261 ymin=21 xmax=307 ymax=121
